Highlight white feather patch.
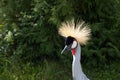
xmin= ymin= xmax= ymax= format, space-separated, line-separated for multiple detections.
xmin=71 ymin=40 xmax=77 ymax=49
xmin=58 ymin=19 xmax=91 ymax=45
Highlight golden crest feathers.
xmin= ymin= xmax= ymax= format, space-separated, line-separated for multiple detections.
xmin=58 ymin=19 xmax=91 ymax=45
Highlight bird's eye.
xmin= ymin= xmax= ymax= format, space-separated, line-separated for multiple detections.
xmin=71 ymin=40 xmax=77 ymax=49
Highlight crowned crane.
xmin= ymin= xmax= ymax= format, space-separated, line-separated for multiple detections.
xmin=58 ymin=19 xmax=91 ymax=80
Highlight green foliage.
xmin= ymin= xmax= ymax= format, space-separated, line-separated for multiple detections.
xmin=0 ymin=0 xmax=120 ymax=79
xmin=0 ymin=0 xmax=120 ymax=63
xmin=0 ymin=59 xmax=72 ymax=80
xmin=0 ymin=59 xmax=120 ymax=80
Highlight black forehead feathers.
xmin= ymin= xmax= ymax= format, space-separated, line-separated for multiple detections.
xmin=65 ymin=36 xmax=75 ymax=45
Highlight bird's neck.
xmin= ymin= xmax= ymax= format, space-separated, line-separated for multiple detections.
xmin=72 ymin=44 xmax=83 ymax=79
xmin=72 ymin=44 xmax=81 ymax=61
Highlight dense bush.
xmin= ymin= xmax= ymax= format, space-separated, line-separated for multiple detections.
xmin=0 ymin=0 xmax=120 ymax=63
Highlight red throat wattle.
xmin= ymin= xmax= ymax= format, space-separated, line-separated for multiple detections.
xmin=71 ymin=48 xmax=75 ymax=55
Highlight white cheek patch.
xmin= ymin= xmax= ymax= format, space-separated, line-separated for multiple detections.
xmin=71 ymin=41 xmax=77 ymax=49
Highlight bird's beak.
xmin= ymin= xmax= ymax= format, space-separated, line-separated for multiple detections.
xmin=61 ymin=45 xmax=71 ymax=54
xmin=61 ymin=45 xmax=68 ymax=54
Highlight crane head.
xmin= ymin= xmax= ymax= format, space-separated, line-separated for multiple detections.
xmin=61 ymin=36 xmax=78 ymax=54
xmin=59 ymin=19 xmax=91 ymax=54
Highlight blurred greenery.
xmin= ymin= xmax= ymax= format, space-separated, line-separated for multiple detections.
xmin=0 ymin=0 xmax=120 ymax=80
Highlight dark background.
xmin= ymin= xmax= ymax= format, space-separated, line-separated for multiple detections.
xmin=0 ymin=0 xmax=120 ymax=79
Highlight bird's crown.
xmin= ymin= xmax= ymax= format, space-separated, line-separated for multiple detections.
xmin=58 ymin=19 xmax=91 ymax=45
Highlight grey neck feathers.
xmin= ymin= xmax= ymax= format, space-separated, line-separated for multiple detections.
xmin=72 ymin=44 xmax=83 ymax=79
xmin=74 ymin=44 xmax=81 ymax=61
xmin=72 ymin=44 xmax=90 ymax=80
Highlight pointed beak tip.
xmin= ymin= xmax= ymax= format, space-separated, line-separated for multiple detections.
xmin=61 ymin=51 xmax=64 ymax=54
xmin=61 ymin=50 xmax=64 ymax=54
xmin=61 ymin=45 xmax=68 ymax=54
